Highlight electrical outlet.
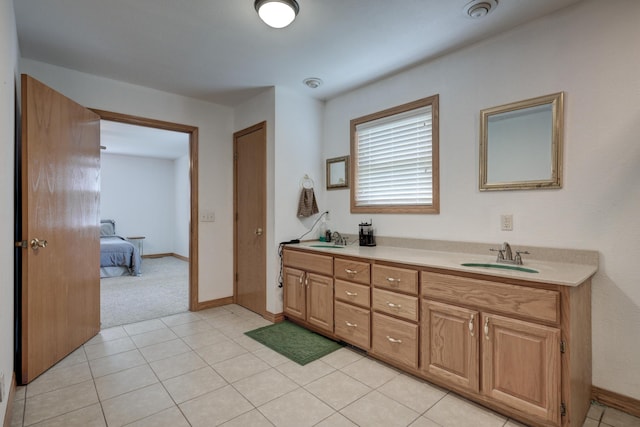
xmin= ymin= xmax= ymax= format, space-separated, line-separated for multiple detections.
xmin=200 ymin=211 xmax=215 ymax=222
xmin=501 ymin=214 xmax=513 ymax=231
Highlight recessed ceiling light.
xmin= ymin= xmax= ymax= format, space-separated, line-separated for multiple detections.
xmin=463 ymin=0 xmax=498 ymax=19
xmin=303 ymin=78 xmax=323 ymax=89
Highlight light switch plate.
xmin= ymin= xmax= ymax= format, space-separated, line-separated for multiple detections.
xmin=200 ymin=211 xmax=215 ymax=222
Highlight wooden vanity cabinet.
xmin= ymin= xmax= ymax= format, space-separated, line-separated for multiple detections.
xmin=333 ymin=257 xmax=371 ymax=349
xmin=421 ymin=271 xmax=589 ymax=427
xmin=371 ymin=264 xmax=420 ymax=369
xmin=282 ymin=251 xmax=334 ymax=333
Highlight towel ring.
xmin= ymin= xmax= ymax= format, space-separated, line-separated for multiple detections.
xmin=300 ymin=174 xmax=314 ymax=189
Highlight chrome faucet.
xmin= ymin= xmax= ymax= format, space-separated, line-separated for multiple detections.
xmin=331 ymin=231 xmax=348 ymax=246
xmin=490 ymin=242 xmax=529 ymax=265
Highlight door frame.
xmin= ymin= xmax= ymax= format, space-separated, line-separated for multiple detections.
xmin=92 ymin=109 xmax=200 ymax=311
xmin=233 ymin=121 xmax=267 ymax=316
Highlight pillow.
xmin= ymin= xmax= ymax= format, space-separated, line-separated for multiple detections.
xmin=100 ymin=220 xmax=115 ymax=236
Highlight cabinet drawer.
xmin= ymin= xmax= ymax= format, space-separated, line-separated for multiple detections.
xmin=283 ymin=249 xmax=333 ymax=276
xmin=372 ymin=313 xmax=418 ymax=369
xmin=372 ymin=264 xmax=418 ymax=294
xmin=422 ymin=272 xmax=560 ymax=324
xmin=372 ymin=288 xmax=418 ymax=322
xmin=335 ymin=258 xmax=371 ymax=284
xmin=335 ymin=301 xmax=370 ymax=349
xmin=335 ymin=280 xmax=370 ymax=308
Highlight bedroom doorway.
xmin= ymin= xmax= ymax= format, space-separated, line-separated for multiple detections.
xmin=94 ymin=109 xmax=199 ymax=326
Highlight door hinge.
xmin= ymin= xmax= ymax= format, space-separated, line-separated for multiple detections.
xmin=15 ymin=240 xmax=27 ymax=248
xmin=560 ymin=340 xmax=566 ymax=354
xmin=235 ymin=273 xmax=238 ymax=282
xmin=234 ymin=152 xmax=238 ymax=161
xmin=560 ymin=402 xmax=566 ymax=417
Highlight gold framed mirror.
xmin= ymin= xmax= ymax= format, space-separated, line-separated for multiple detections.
xmin=479 ymin=92 xmax=564 ymax=191
xmin=326 ymin=156 xmax=349 ymax=190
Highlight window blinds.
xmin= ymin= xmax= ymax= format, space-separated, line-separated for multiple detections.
xmin=355 ymin=105 xmax=433 ymax=206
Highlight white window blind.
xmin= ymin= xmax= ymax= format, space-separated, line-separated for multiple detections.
xmin=355 ymin=105 xmax=433 ymax=207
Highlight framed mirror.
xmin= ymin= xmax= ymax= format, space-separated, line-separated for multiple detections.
xmin=326 ymin=156 xmax=349 ymax=190
xmin=479 ymin=92 xmax=564 ymax=191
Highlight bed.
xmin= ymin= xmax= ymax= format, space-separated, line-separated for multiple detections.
xmin=100 ymin=219 xmax=142 ymax=277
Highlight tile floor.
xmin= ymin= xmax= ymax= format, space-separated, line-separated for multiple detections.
xmin=9 ymin=304 xmax=640 ymax=427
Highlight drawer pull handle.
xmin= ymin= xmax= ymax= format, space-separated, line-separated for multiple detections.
xmin=386 ymin=301 xmax=401 ymax=309
xmin=345 ymin=268 xmax=358 ymax=275
xmin=345 ymin=290 xmax=358 ymax=297
xmin=304 ymin=276 xmax=308 ymax=286
xmin=469 ymin=314 xmax=475 ymax=337
xmin=484 ymin=317 xmax=490 ymax=340
xmin=386 ymin=277 xmax=401 ymax=287
xmin=345 ymin=321 xmax=358 ymax=328
xmin=386 ymin=336 xmax=402 ymax=344
xmin=298 ymin=274 xmax=304 ymax=285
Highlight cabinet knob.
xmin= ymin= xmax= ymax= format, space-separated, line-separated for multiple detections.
xmin=255 ymin=228 xmax=263 ymax=235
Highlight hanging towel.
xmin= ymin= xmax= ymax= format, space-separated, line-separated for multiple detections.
xmin=297 ymin=187 xmax=319 ymax=217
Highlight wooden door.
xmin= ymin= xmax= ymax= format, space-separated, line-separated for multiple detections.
xmin=482 ymin=313 xmax=561 ymax=424
xmin=283 ymin=267 xmax=305 ymax=320
xmin=421 ymin=300 xmax=479 ymax=392
xmin=20 ymin=74 xmax=101 ymax=383
xmin=306 ymin=273 xmax=333 ymax=332
xmin=234 ymin=122 xmax=267 ymax=316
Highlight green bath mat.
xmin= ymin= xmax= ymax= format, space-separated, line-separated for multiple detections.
xmin=245 ymin=321 xmax=343 ymax=365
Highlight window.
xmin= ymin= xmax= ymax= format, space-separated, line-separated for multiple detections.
xmin=350 ymin=95 xmax=439 ymax=214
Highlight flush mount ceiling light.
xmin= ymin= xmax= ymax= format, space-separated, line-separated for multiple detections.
xmin=303 ymin=77 xmax=322 ymax=89
xmin=463 ymin=0 xmax=498 ymax=19
xmin=255 ymin=0 xmax=300 ymax=29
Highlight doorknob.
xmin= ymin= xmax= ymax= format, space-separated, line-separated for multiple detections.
xmin=30 ymin=238 xmax=48 ymax=250
xmin=255 ymin=228 xmax=263 ymax=236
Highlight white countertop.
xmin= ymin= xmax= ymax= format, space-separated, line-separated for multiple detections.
xmin=288 ymin=241 xmax=598 ymax=287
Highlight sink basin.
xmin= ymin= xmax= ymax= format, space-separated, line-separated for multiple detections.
xmin=309 ymin=244 xmax=345 ymax=249
xmin=461 ymin=263 xmax=538 ymax=274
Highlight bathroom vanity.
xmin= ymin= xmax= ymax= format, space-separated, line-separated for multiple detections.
xmin=282 ymin=241 xmax=597 ymax=427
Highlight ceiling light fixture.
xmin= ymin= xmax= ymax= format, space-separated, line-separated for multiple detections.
xmin=463 ymin=0 xmax=498 ymax=19
xmin=303 ymin=77 xmax=322 ymax=89
xmin=254 ymin=0 xmax=300 ymax=29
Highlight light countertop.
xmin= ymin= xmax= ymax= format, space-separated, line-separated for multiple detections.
xmin=287 ymin=240 xmax=598 ymax=287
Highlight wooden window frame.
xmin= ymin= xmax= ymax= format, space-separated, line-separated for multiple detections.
xmin=350 ymin=95 xmax=440 ymax=214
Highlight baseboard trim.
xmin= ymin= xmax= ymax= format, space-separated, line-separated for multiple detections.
xmin=592 ymin=386 xmax=640 ymax=418
xmin=171 ymin=253 xmax=189 ymax=262
xmin=195 ymin=296 xmax=234 ymax=311
xmin=3 ymin=373 xmax=16 ymax=427
xmin=142 ymin=253 xmax=172 ymax=259
xmin=263 ymin=311 xmax=285 ymax=323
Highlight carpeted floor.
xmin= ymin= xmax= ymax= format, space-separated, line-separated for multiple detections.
xmin=100 ymin=256 xmax=189 ymax=328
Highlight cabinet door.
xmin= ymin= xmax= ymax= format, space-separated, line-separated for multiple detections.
xmin=306 ymin=273 xmax=334 ymax=332
xmin=482 ymin=313 xmax=561 ymax=425
xmin=283 ymin=267 xmax=306 ymax=321
xmin=421 ymin=300 xmax=479 ymax=392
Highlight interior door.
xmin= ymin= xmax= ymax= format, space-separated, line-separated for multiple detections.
xmin=234 ymin=122 xmax=267 ymax=316
xmin=19 ymin=74 xmax=101 ymax=383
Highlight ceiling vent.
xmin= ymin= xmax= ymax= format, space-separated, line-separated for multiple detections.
xmin=463 ymin=0 xmax=498 ymax=19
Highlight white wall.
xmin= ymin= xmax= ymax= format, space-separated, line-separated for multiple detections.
xmin=100 ymin=153 xmax=177 ymax=255
xmin=323 ymin=0 xmax=640 ymax=399
xmin=0 ymin=0 xmax=18 ymax=422
xmin=233 ymin=87 xmax=324 ymax=315
xmin=20 ymin=59 xmax=235 ymax=302
xmin=174 ymin=154 xmax=190 ymax=258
